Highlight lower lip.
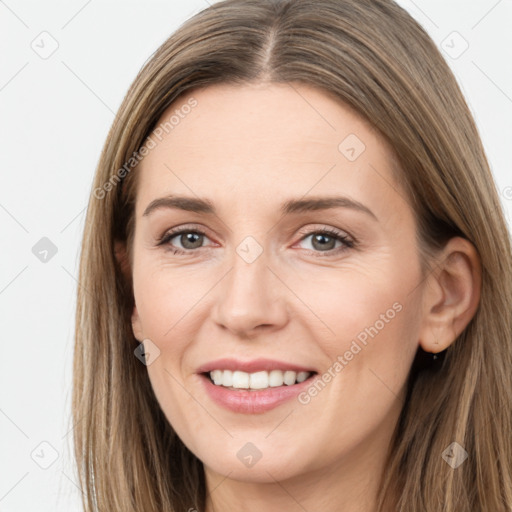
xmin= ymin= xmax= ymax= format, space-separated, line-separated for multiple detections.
xmin=199 ymin=373 xmax=317 ymax=414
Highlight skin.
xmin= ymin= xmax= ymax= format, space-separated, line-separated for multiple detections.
xmin=123 ymin=82 xmax=481 ymax=512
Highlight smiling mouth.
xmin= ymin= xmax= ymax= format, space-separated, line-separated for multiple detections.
xmin=202 ymin=369 xmax=318 ymax=391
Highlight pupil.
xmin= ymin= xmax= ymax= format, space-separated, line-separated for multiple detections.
xmin=313 ymin=234 xmax=334 ymax=251
xmin=182 ymin=232 xmax=202 ymax=249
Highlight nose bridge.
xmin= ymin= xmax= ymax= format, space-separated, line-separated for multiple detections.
xmin=212 ymin=236 xmax=287 ymax=335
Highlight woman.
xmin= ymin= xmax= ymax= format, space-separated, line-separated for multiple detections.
xmin=72 ymin=0 xmax=512 ymax=510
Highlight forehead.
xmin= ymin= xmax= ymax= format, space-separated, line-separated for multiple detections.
xmin=134 ymin=82 xmax=406 ymax=221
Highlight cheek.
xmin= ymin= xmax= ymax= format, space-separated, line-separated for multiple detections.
xmin=134 ymin=261 xmax=206 ymax=339
xmin=335 ymin=294 xmax=420 ymax=409
xmin=134 ymin=265 xmax=205 ymax=419
xmin=299 ymin=264 xmax=421 ymax=395
xmin=288 ymin=262 xmax=409 ymax=345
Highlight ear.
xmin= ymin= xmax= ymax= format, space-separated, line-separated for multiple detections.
xmin=418 ymin=237 xmax=481 ymax=353
xmin=114 ymin=239 xmax=143 ymax=341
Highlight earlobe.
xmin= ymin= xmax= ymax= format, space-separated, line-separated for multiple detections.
xmin=418 ymin=237 xmax=482 ymax=354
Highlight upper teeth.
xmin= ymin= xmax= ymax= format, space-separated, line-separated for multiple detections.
xmin=209 ymin=369 xmax=312 ymax=389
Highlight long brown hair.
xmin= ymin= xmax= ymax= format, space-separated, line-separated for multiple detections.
xmin=72 ymin=0 xmax=512 ymax=510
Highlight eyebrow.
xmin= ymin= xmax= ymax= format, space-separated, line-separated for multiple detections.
xmin=142 ymin=194 xmax=377 ymax=220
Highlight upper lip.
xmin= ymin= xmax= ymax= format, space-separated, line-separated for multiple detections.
xmin=196 ymin=358 xmax=317 ymax=374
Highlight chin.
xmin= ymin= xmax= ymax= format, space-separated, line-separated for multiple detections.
xmin=197 ymin=438 xmax=312 ymax=483
xmin=204 ymin=457 xmax=306 ymax=483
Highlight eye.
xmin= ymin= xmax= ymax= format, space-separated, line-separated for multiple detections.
xmin=157 ymin=226 xmax=213 ymax=254
xmin=295 ymin=227 xmax=354 ymax=257
xmin=157 ymin=225 xmax=355 ymax=257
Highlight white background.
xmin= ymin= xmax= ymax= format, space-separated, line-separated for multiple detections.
xmin=0 ymin=0 xmax=511 ymax=510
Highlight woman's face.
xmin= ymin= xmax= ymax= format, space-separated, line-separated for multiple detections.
xmin=129 ymin=82 xmax=425 ymax=485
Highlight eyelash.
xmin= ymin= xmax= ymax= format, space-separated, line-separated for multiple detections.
xmin=156 ymin=225 xmax=355 ymax=258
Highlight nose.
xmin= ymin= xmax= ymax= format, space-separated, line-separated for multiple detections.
xmin=211 ymin=245 xmax=289 ymax=339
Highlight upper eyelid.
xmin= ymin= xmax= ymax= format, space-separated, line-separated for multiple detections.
xmin=160 ymin=224 xmax=214 ymax=242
